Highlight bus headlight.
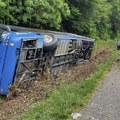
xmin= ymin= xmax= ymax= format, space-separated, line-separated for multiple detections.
xmin=44 ymin=35 xmax=53 ymax=43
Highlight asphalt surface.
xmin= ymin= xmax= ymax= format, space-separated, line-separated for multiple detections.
xmin=80 ymin=64 xmax=120 ymax=120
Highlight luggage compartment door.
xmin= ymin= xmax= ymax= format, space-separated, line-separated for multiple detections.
xmin=14 ymin=39 xmax=43 ymax=87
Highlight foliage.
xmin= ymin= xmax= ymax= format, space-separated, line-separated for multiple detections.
xmin=0 ymin=0 xmax=70 ymax=29
xmin=109 ymin=0 xmax=120 ymax=38
xmin=0 ymin=0 xmax=120 ymax=39
xmin=24 ymin=0 xmax=70 ymax=29
xmin=0 ymin=0 xmax=6 ymax=23
xmin=62 ymin=0 xmax=111 ymax=39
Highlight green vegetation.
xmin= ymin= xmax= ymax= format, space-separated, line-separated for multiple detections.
xmin=0 ymin=99 xmax=3 ymax=105
xmin=0 ymin=0 xmax=120 ymax=40
xmin=0 ymin=96 xmax=4 ymax=105
xmin=1 ymin=0 xmax=70 ymax=29
xmin=18 ymin=41 xmax=120 ymax=120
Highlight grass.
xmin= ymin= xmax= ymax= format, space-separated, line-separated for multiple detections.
xmin=18 ymin=41 xmax=120 ymax=120
xmin=0 ymin=96 xmax=5 ymax=107
xmin=0 ymin=99 xmax=3 ymax=105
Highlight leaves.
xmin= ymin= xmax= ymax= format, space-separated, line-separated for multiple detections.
xmin=0 ymin=0 xmax=119 ymax=39
xmin=0 ymin=0 xmax=70 ymax=29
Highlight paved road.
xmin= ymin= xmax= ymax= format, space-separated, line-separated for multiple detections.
xmin=80 ymin=64 xmax=120 ymax=120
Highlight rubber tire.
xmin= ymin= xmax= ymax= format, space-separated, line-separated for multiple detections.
xmin=43 ymin=33 xmax=58 ymax=51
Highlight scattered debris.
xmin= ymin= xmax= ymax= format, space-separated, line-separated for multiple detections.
xmin=71 ymin=113 xmax=82 ymax=119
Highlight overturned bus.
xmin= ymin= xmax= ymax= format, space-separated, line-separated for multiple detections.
xmin=0 ymin=24 xmax=95 ymax=95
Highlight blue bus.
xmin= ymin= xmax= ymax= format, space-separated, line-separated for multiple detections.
xmin=0 ymin=24 xmax=95 ymax=95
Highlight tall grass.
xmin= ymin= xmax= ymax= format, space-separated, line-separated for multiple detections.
xmin=19 ymin=41 xmax=120 ymax=120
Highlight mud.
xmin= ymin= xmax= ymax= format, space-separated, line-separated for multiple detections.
xmin=0 ymin=45 xmax=113 ymax=120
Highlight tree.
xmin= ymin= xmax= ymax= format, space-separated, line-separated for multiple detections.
xmin=23 ymin=0 xmax=70 ymax=29
xmin=0 ymin=0 xmax=120 ymax=40
xmin=109 ymin=0 xmax=120 ymax=38
xmin=0 ymin=0 xmax=70 ymax=29
xmin=62 ymin=0 xmax=111 ymax=40
xmin=92 ymin=0 xmax=112 ymax=40
xmin=0 ymin=1 xmax=6 ymax=23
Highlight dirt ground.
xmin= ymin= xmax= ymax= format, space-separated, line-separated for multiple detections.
xmin=0 ymin=45 xmax=113 ymax=120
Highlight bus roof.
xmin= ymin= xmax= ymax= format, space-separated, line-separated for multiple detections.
xmin=0 ymin=24 xmax=95 ymax=42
